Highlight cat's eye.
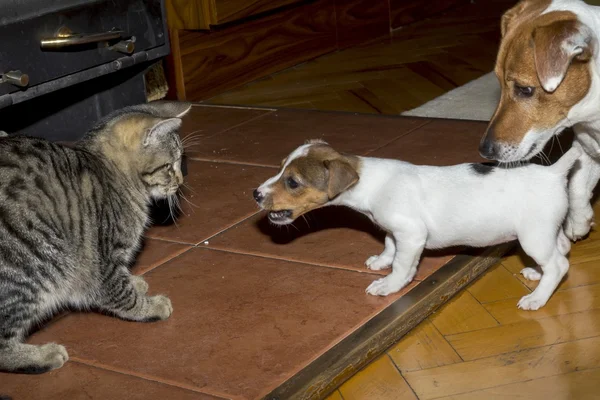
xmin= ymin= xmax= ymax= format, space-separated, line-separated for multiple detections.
xmin=286 ymin=177 xmax=299 ymax=189
xmin=514 ymin=84 xmax=535 ymax=98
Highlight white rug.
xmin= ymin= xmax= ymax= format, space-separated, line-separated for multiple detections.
xmin=401 ymin=72 xmax=500 ymax=121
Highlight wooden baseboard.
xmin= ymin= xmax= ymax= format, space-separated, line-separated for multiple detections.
xmin=263 ymin=243 xmax=514 ymax=400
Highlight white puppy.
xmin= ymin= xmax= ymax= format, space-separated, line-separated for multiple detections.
xmin=253 ymin=140 xmax=581 ymax=310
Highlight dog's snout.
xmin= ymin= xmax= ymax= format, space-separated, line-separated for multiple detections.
xmin=479 ymin=126 xmax=498 ymax=160
xmin=253 ymin=189 xmax=263 ymax=203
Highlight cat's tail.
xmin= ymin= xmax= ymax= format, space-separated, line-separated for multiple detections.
xmin=550 ymin=146 xmax=581 ymax=176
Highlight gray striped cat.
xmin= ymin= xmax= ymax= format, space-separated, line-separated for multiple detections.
xmin=0 ymin=101 xmax=191 ymax=374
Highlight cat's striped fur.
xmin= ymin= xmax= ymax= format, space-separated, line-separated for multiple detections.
xmin=0 ymin=101 xmax=191 ymax=374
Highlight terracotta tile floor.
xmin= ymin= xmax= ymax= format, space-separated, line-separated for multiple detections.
xmin=1 ymin=105 xmax=490 ymax=399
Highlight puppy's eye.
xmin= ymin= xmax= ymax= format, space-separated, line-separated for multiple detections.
xmin=286 ymin=177 xmax=299 ymax=189
xmin=514 ymin=84 xmax=535 ymax=98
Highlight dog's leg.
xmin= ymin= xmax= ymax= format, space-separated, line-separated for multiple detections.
xmin=564 ymin=140 xmax=600 ymax=241
xmin=520 ymin=229 xmax=570 ymax=282
xmin=517 ymin=232 xmax=569 ymax=310
xmin=365 ymin=234 xmax=396 ymax=271
xmin=366 ymin=230 xmax=426 ymax=296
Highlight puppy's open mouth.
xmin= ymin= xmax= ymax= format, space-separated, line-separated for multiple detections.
xmin=268 ymin=210 xmax=293 ymax=224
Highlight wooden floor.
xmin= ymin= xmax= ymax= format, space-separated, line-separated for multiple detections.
xmin=327 ymin=201 xmax=600 ymax=399
xmin=208 ymin=0 xmax=516 ymax=115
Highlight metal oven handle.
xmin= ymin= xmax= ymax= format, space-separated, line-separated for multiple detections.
xmin=40 ymin=27 xmax=124 ymax=49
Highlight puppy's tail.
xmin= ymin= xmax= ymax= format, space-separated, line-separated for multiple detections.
xmin=550 ymin=146 xmax=582 ymax=175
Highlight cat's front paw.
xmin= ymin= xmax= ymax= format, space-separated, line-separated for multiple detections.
xmin=365 ymin=255 xmax=393 ymax=271
xmin=130 ymin=275 xmax=149 ymax=295
xmin=37 ymin=343 xmax=69 ymax=372
xmin=145 ymin=295 xmax=173 ymax=321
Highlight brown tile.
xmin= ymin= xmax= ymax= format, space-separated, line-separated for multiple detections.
xmin=30 ymin=249 xmax=403 ymax=399
xmin=1 ymin=361 xmax=220 ymax=400
xmin=206 ymin=207 xmax=455 ymax=279
xmin=369 ymin=119 xmax=488 ymax=165
xmin=184 ymin=109 xmax=430 ymax=166
xmin=131 ymin=238 xmax=192 ymax=275
xmin=146 ymin=160 xmax=274 ymax=244
xmin=180 ymin=104 xmax=272 ymax=135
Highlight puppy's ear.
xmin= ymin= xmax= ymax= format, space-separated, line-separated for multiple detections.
xmin=324 ymin=159 xmax=358 ymax=199
xmin=501 ymin=0 xmax=527 ymax=37
xmin=533 ymin=19 xmax=594 ymax=93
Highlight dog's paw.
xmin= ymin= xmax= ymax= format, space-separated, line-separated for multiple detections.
xmin=365 ymin=276 xmax=408 ymax=296
xmin=520 ymin=267 xmax=542 ymax=281
xmin=564 ymin=212 xmax=594 ymax=241
xmin=517 ymin=293 xmax=548 ymax=311
xmin=365 ymin=255 xmax=392 ymax=271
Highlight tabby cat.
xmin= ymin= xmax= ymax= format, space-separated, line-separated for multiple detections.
xmin=0 ymin=101 xmax=191 ymax=374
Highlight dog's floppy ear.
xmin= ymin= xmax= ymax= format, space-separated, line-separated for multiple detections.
xmin=501 ymin=0 xmax=528 ymax=37
xmin=533 ymin=19 xmax=594 ymax=93
xmin=324 ymin=159 xmax=358 ymax=199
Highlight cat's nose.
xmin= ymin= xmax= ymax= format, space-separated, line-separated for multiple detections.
xmin=253 ymin=189 xmax=263 ymax=203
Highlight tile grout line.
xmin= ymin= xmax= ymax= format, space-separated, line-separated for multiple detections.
xmin=201 ymin=246 xmax=398 ymax=277
xmin=194 ymin=211 xmax=264 ymax=246
xmin=386 ymin=353 xmax=421 ymax=400
xmin=138 ymin=246 xmax=194 ymax=276
xmin=185 ymin=156 xmax=278 ymax=169
xmin=69 ymin=358 xmax=233 ymax=400
xmin=362 ymin=119 xmax=433 ymax=156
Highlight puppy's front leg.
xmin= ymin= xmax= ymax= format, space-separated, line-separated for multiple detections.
xmin=564 ymin=139 xmax=600 ymax=241
xmin=365 ymin=234 xmax=396 ymax=271
xmin=366 ymin=230 xmax=426 ymax=296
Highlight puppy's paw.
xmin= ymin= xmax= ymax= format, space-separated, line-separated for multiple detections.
xmin=520 ymin=267 xmax=542 ymax=281
xmin=517 ymin=293 xmax=548 ymax=311
xmin=365 ymin=255 xmax=392 ymax=271
xmin=564 ymin=211 xmax=594 ymax=241
xmin=365 ymin=275 xmax=408 ymax=296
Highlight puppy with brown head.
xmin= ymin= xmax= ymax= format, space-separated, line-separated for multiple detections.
xmin=254 ymin=140 xmax=580 ymax=310
xmin=253 ymin=140 xmax=360 ymax=225
xmin=481 ymin=0 xmax=600 ymax=240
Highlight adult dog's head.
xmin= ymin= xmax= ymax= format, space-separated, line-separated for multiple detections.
xmin=480 ymin=0 xmax=597 ymax=162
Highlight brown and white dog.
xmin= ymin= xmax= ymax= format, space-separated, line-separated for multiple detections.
xmin=480 ymin=0 xmax=600 ymax=241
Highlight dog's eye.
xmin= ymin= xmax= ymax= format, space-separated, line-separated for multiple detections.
xmin=514 ymin=84 xmax=535 ymax=98
xmin=286 ymin=177 xmax=299 ymax=189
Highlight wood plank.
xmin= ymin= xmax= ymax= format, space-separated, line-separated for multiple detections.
xmin=335 ymin=0 xmax=390 ymax=49
xmin=404 ymin=336 xmax=600 ymax=399
xmin=446 ymin=309 xmax=600 ymax=361
xmin=484 ymin=283 xmax=600 ymax=325
xmin=387 ymin=319 xmax=462 ymax=373
xmin=339 ymin=355 xmax=417 ymax=400
xmin=179 ymin=0 xmax=337 ymax=101
xmin=439 ymin=368 xmax=600 ymax=400
xmin=467 ymin=264 xmax=530 ymax=304
xmin=390 ymin=0 xmax=469 ymax=29
xmin=263 ymin=245 xmax=511 ymax=400
xmin=213 ymin=0 xmax=302 ymax=25
xmin=430 ymin=291 xmax=499 ymax=336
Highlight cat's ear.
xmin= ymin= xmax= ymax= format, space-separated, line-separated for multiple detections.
xmin=143 ymin=118 xmax=182 ymax=147
xmin=143 ymin=101 xmax=192 ymax=118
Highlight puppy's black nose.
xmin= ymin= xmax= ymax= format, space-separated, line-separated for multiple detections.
xmin=479 ymin=136 xmax=497 ymax=160
xmin=253 ymin=189 xmax=263 ymax=202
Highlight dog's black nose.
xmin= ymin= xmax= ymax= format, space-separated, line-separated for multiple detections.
xmin=253 ymin=189 xmax=263 ymax=202
xmin=479 ymin=137 xmax=497 ymax=159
